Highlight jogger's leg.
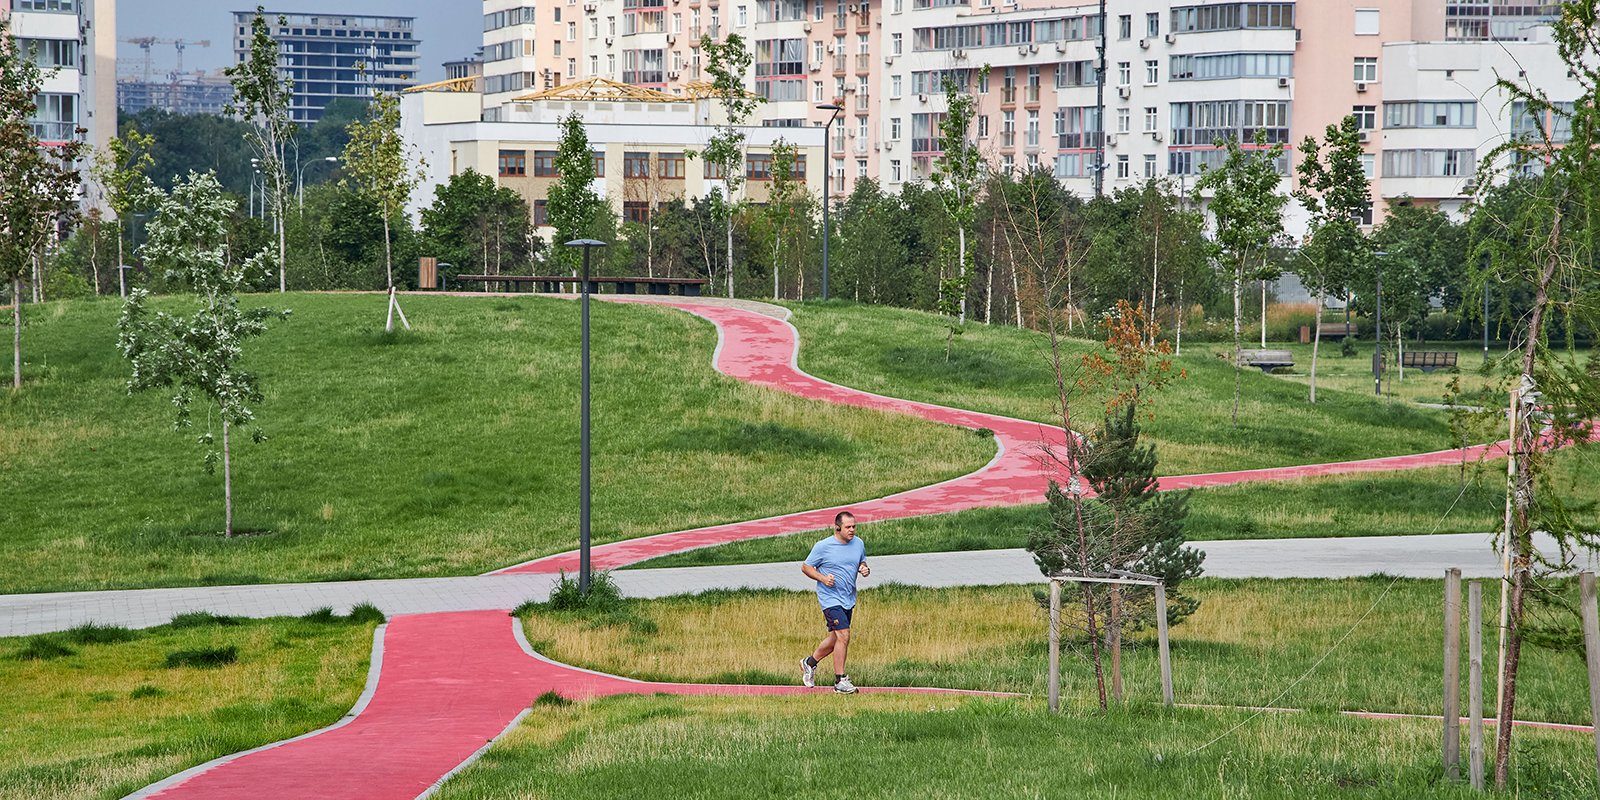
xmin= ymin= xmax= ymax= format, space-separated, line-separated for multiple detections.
xmin=811 ymin=631 xmax=837 ymax=662
xmin=831 ymin=628 xmax=850 ymax=676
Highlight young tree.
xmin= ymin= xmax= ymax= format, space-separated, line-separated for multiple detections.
xmin=697 ymin=33 xmax=761 ymax=298
xmin=420 ymin=169 xmax=537 ymax=282
xmin=1461 ymin=3 xmax=1600 ymax=785
xmin=0 ymin=23 xmax=85 ymax=391
xmin=759 ymin=139 xmax=806 ymax=299
xmin=1194 ymin=133 xmax=1288 ymax=425
xmin=342 ymin=92 xmax=424 ymax=332
xmin=91 ymin=130 xmax=159 ymax=298
xmin=227 ymin=6 xmax=295 ymax=292
xmin=546 ymin=112 xmax=609 ymax=274
xmin=118 ymin=173 xmax=288 ymax=538
xmin=1293 ymin=114 xmax=1369 ymax=403
xmin=931 ymin=70 xmax=987 ymax=331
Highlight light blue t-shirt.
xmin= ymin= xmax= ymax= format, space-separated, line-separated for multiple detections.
xmin=806 ymin=535 xmax=866 ymax=609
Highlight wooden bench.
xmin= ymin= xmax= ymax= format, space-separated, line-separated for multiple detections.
xmin=455 ymin=274 xmax=707 ymax=297
xmin=1238 ymin=348 xmax=1295 ymax=373
xmin=1298 ymin=322 xmax=1357 ymax=343
xmin=1400 ymin=350 xmax=1459 ymax=373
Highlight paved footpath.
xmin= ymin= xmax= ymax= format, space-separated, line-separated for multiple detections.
xmin=31 ymin=295 xmax=1554 ymax=799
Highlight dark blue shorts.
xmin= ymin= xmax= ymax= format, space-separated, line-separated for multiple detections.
xmin=822 ymin=605 xmax=853 ymax=631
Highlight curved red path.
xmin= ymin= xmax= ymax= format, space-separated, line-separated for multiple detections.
xmin=134 ymin=299 xmax=1520 ymax=799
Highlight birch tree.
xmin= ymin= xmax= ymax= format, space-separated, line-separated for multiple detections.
xmin=1293 ymin=114 xmax=1368 ymax=404
xmin=227 ymin=7 xmax=295 ymax=293
xmin=931 ymin=71 xmax=986 ymax=332
xmin=1194 ymin=133 xmax=1287 ymax=426
xmin=696 ymin=33 xmax=761 ymax=298
xmin=118 ymin=173 xmax=288 ymax=538
xmin=342 ymin=92 xmax=424 ymax=332
xmin=91 ymin=130 xmax=158 ymax=298
xmin=1 ymin=22 xmax=85 ymax=391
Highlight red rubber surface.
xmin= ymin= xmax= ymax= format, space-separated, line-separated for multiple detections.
xmin=138 ymin=299 xmax=1530 ymax=799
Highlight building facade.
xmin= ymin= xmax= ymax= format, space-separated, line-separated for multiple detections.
xmin=231 ymin=10 xmax=421 ymax=125
xmin=117 ymin=70 xmax=234 ymax=115
xmin=471 ymin=0 xmax=1568 ymax=235
xmin=4 ymin=0 xmax=117 ymax=206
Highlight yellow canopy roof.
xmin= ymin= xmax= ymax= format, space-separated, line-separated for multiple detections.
xmin=513 ymin=77 xmax=685 ymax=103
xmin=401 ymin=76 xmax=480 ymax=94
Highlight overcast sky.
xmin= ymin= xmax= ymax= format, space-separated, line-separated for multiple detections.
xmin=116 ymin=0 xmax=481 ymax=83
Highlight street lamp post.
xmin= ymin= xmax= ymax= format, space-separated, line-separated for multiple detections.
xmin=298 ymin=156 xmax=339 ymax=212
xmin=1372 ymin=250 xmax=1387 ymax=396
xmin=565 ymin=238 xmax=607 ymax=597
xmin=816 ymin=103 xmax=843 ymax=301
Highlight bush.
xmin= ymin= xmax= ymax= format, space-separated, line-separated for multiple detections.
xmin=63 ymin=623 xmax=140 ymax=645
xmin=13 ymin=635 xmax=76 ymax=661
xmin=301 ymin=604 xmax=387 ymax=625
xmin=532 ymin=690 xmax=572 ymax=708
xmin=164 ymin=646 xmax=238 ymax=669
xmin=545 ymin=570 xmax=624 ymax=612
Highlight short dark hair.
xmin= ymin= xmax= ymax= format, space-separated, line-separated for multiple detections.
xmin=834 ymin=510 xmax=855 ymax=529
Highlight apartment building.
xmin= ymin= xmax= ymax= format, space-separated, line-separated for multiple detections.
xmin=231 ymin=10 xmax=421 ymax=125
xmin=474 ymin=0 xmax=1566 ymax=232
xmin=4 ymin=0 xmax=117 ymax=206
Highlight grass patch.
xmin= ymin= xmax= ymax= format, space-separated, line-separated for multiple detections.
xmin=63 ymin=624 xmax=140 ymax=646
xmin=430 ymin=694 xmax=1594 ymax=799
xmin=520 ymin=572 xmax=658 ymax=636
xmin=163 ymin=646 xmax=238 ymax=669
xmin=518 ymin=580 xmax=1590 ymax=725
xmin=786 ymin=302 xmax=1458 ymax=474
xmin=0 ymin=294 xmax=989 ymax=593
xmin=0 ymin=615 xmax=373 ymax=799
xmin=168 ymin=611 xmax=244 ymax=628
xmin=12 ymin=636 xmax=76 ymax=662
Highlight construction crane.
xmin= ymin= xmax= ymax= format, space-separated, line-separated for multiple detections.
xmin=120 ymin=37 xmax=211 ymax=83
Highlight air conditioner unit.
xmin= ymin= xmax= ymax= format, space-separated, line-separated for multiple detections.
xmin=1139 ymin=38 xmax=1149 ymax=49
xmin=1106 ymin=134 xmax=1117 ymax=146
xmin=1029 ymin=44 xmax=1038 ymax=54
xmin=1054 ymin=41 xmax=1066 ymax=53
xmin=584 ymin=2 xmax=597 ymax=11
xmin=667 ymin=33 xmax=677 ymax=43
xmin=917 ymin=92 xmax=928 ymax=102
xmin=1151 ymin=132 xmax=1164 ymax=142
xmin=884 ymin=54 xmax=895 ymax=64
xmin=1117 ymin=85 xmax=1130 ymax=99
xmin=1277 ymin=76 xmax=1289 ymax=88
xmin=803 ymin=21 xmax=811 ymax=31
xmin=605 ymin=36 xmax=614 ymax=45
xmin=669 ymin=69 xmax=681 ymax=78
xmin=1018 ymin=45 xmax=1028 ymax=56
xmin=810 ymin=60 xmax=821 ymax=71
xmin=1164 ymin=32 xmax=1176 ymax=44
xmin=1358 ymin=130 xmax=1370 ymax=143
xmin=826 ymin=42 xmax=835 ymax=53
xmin=1356 ymin=82 xmax=1367 ymax=93
xmin=952 ymin=48 xmax=967 ymax=59
xmin=847 ymin=3 xmax=858 ymax=11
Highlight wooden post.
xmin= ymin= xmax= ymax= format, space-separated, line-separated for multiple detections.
xmin=1156 ymin=582 xmax=1173 ymax=707
xmin=1581 ymin=572 xmax=1600 ymax=788
xmin=1469 ymin=580 xmax=1485 ymax=791
xmin=1444 ymin=568 xmax=1462 ymax=780
xmin=1109 ymin=585 xmax=1124 ymax=704
xmin=1048 ymin=579 xmax=1061 ymax=714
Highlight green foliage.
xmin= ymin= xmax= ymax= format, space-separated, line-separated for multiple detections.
xmin=226 ymin=6 xmax=295 ymax=287
xmin=546 ymin=113 xmax=609 ymax=272
xmin=341 ymin=92 xmax=424 ymax=298
xmin=931 ymin=69 xmax=987 ymax=330
xmin=63 ymin=624 xmax=140 ymax=645
xmin=545 ymin=570 xmax=625 ymax=611
xmin=119 ymin=108 xmax=257 ymax=195
xmin=163 ymin=645 xmax=238 ymax=669
xmin=420 ymin=169 xmax=538 ymax=283
xmin=696 ymin=33 xmax=760 ymax=296
xmin=169 ymin=611 xmax=244 ymax=628
xmin=12 ymin=636 xmax=76 ymax=661
xmin=1293 ymin=115 xmax=1369 ymax=301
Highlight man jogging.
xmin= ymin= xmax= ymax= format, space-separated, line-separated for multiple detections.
xmin=800 ymin=510 xmax=870 ymax=693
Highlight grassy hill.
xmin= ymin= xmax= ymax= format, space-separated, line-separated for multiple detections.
xmin=0 ymin=294 xmax=990 ymax=593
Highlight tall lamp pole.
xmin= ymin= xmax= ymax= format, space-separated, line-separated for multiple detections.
xmin=565 ymin=238 xmax=607 ymax=596
xmin=1372 ymin=250 xmax=1387 ymax=396
xmin=817 ymin=103 xmax=843 ymax=301
xmin=297 ymin=156 xmax=339 ymax=212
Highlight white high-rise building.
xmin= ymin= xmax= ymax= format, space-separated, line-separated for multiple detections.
xmin=3 ymin=0 xmax=117 ymax=206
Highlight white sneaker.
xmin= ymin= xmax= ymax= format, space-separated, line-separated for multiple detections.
xmin=800 ymin=658 xmax=816 ymax=688
xmin=833 ymin=675 xmax=858 ymax=694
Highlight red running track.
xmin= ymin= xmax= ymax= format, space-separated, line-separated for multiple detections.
xmin=495 ymin=299 xmax=1509 ymax=574
xmin=133 ymin=299 xmax=1521 ymax=799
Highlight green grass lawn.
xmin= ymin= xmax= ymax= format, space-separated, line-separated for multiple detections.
xmin=785 ymin=303 xmax=1456 ymax=474
xmin=431 ymin=694 xmax=1592 ymax=799
xmin=0 ymin=294 xmax=990 ymax=593
xmin=0 ymin=612 xmax=375 ymax=800
xmin=518 ymin=580 xmax=1590 ymax=724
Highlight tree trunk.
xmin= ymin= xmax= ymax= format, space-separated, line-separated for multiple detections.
xmin=90 ymin=221 xmax=101 ymax=296
xmin=32 ymin=249 xmax=43 ymax=303
xmin=1075 ymin=494 xmax=1109 ymax=710
xmin=222 ymin=414 xmax=233 ymax=538
xmin=1010 ymin=247 xmax=1023 ymax=327
xmin=11 ymin=275 xmax=20 ymax=390
xmin=1232 ymin=262 xmax=1243 ymax=426
xmin=1309 ymin=287 xmax=1324 ymax=404
xmin=1175 ymin=284 xmax=1184 ymax=355
xmin=1396 ymin=326 xmax=1405 ymax=383
xmin=984 ymin=225 xmax=995 ymax=325
xmin=1109 ymin=585 xmax=1124 ymax=704
xmin=277 ymin=173 xmax=287 ymax=293
xmin=957 ymin=225 xmax=967 ymax=325
xmin=118 ymin=223 xmax=127 ymax=298
xmin=773 ymin=232 xmax=781 ymax=300
xmin=1259 ymin=278 xmax=1267 ymax=348
xmin=1149 ymin=221 xmax=1161 ymax=347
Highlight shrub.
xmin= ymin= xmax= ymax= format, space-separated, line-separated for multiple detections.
xmin=64 ymin=623 xmax=140 ymax=645
xmin=164 ymin=646 xmax=238 ymax=669
xmin=346 ymin=603 xmax=386 ymax=625
xmin=532 ymin=690 xmax=572 ymax=707
xmin=13 ymin=636 xmax=76 ymax=661
xmin=545 ymin=570 xmax=624 ymax=612
xmin=169 ymin=611 xmax=243 ymax=629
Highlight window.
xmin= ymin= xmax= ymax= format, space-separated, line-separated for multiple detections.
xmin=746 ymin=152 xmax=773 ymax=180
xmin=533 ymin=150 xmax=558 ymax=177
xmin=1026 ymin=110 xmax=1039 ymax=146
xmin=659 ymin=152 xmax=685 ymax=179
xmin=738 ymin=5 xmax=748 ymax=25
xmin=814 ymin=80 xmax=824 ymax=101
xmin=891 ymin=74 xmax=903 ymax=97
xmin=857 ymin=116 xmax=868 ymax=140
xmin=555 ymin=6 xmax=562 ymax=18
xmin=817 ymin=0 xmax=825 ymax=20
xmin=1360 ymin=152 xmax=1375 ymax=178
xmin=1145 ymin=60 xmax=1158 ymax=84
xmin=15 ymin=0 xmax=78 ymax=11
xmin=1144 ymin=154 xmax=1157 ymax=178
xmin=1117 ymin=108 xmax=1130 ymax=133
xmin=1354 ymin=8 xmax=1380 ymax=35
xmin=1169 ymin=100 xmax=1291 ymax=147
xmin=567 ymin=21 xmax=576 ymax=39
xmin=977 ymin=114 xmax=989 ymax=138
xmin=624 ymin=151 xmax=651 ymax=178
xmin=567 ymin=58 xmax=576 ymax=78
xmin=18 ymin=39 xmax=79 ymax=69
xmin=892 ymin=33 xmax=903 ymax=55
xmin=1382 ymin=148 xmax=1476 ymax=178
xmin=1117 ymin=62 xmax=1131 ymax=86
xmin=1352 ymin=105 xmax=1376 ymax=129
xmin=890 ymin=159 xmax=902 ymax=182
xmin=590 ymin=55 xmax=599 ymax=75
xmin=1384 ymin=101 xmax=1476 ymax=128
xmin=554 ymin=40 xmax=562 ymax=56
xmin=1118 ymin=14 xmax=1132 ymax=39
xmin=1144 ymin=106 xmax=1158 ymax=132
xmin=857 ymin=159 xmax=867 ymax=177
xmin=623 ymin=201 xmax=651 ymax=224
xmin=498 ymin=149 xmax=527 ymax=177
xmin=1116 ymin=154 xmax=1130 ymax=179
xmin=594 ymin=152 xmax=606 ymax=177
xmin=1353 ymin=57 xmax=1377 ymax=83
xmin=755 ymin=38 xmax=805 ymax=76
xmin=1171 ymin=3 xmax=1294 ymax=32
xmin=858 ymin=34 xmax=870 ymax=54
xmin=890 ymin=116 xmax=902 ymax=139
xmin=1169 ymin=52 xmax=1292 ymax=81
xmin=533 ymin=199 xmax=549 ymax=226
xmin=673 ymin=12 xmax=682 ymax=32
xmin=1146 ymin=11 xmax=1160 ymax=37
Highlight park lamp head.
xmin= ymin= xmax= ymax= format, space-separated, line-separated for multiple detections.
xmin=815 ymin=103 xmax=843 ymax=112
xmin=564 ymin=239 xmax=607 ymax=249
xmin=324 ymin=156 xmax=339 ymax=163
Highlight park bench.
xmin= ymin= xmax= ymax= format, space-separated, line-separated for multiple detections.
xmin=1237 ymin=348 xmax=1295 ymax=374
xmin=1400 ymin=350 xmax=1459 ymax=373
xmin=454 ymin=274 xmax=707 ymax=296
xmin=1298 ymin=322 xmax=1357 ymax=343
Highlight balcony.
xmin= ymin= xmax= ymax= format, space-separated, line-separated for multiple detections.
xmin=856 ymin=10 xmax=871 ymax=30
xmin=30 ymin=121 xmax=77 ymax=142
xmin=1057 ymin=131 xmax=1105 ymax=149
xmin=854 ymin=138 xmax=869 ymax=154
xmin=912 ymin=137 xmax=942 ymax=154
xmin=855 ymin=53 xmax=870 ymax=72
xmin=834 ymin=12 xmax=847 ymax=29
xmin=833 ymin=54 xmax=846 ymax=73
xmin=856 ymin=91 xmax=870 ymax=111
xmin=1000 ymin=131 xmax=1015 ymax=148
xmin=1001 ymin=86 xmax=1016 ymax=104
xmin=622 ymin=70 xmax=666 ymax=84
xmin=1025 ymin=85 xmax=1040 ymax=104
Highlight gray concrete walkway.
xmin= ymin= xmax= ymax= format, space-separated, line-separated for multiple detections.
xmin=0 ymin=532 xmax=1580 ymax=637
